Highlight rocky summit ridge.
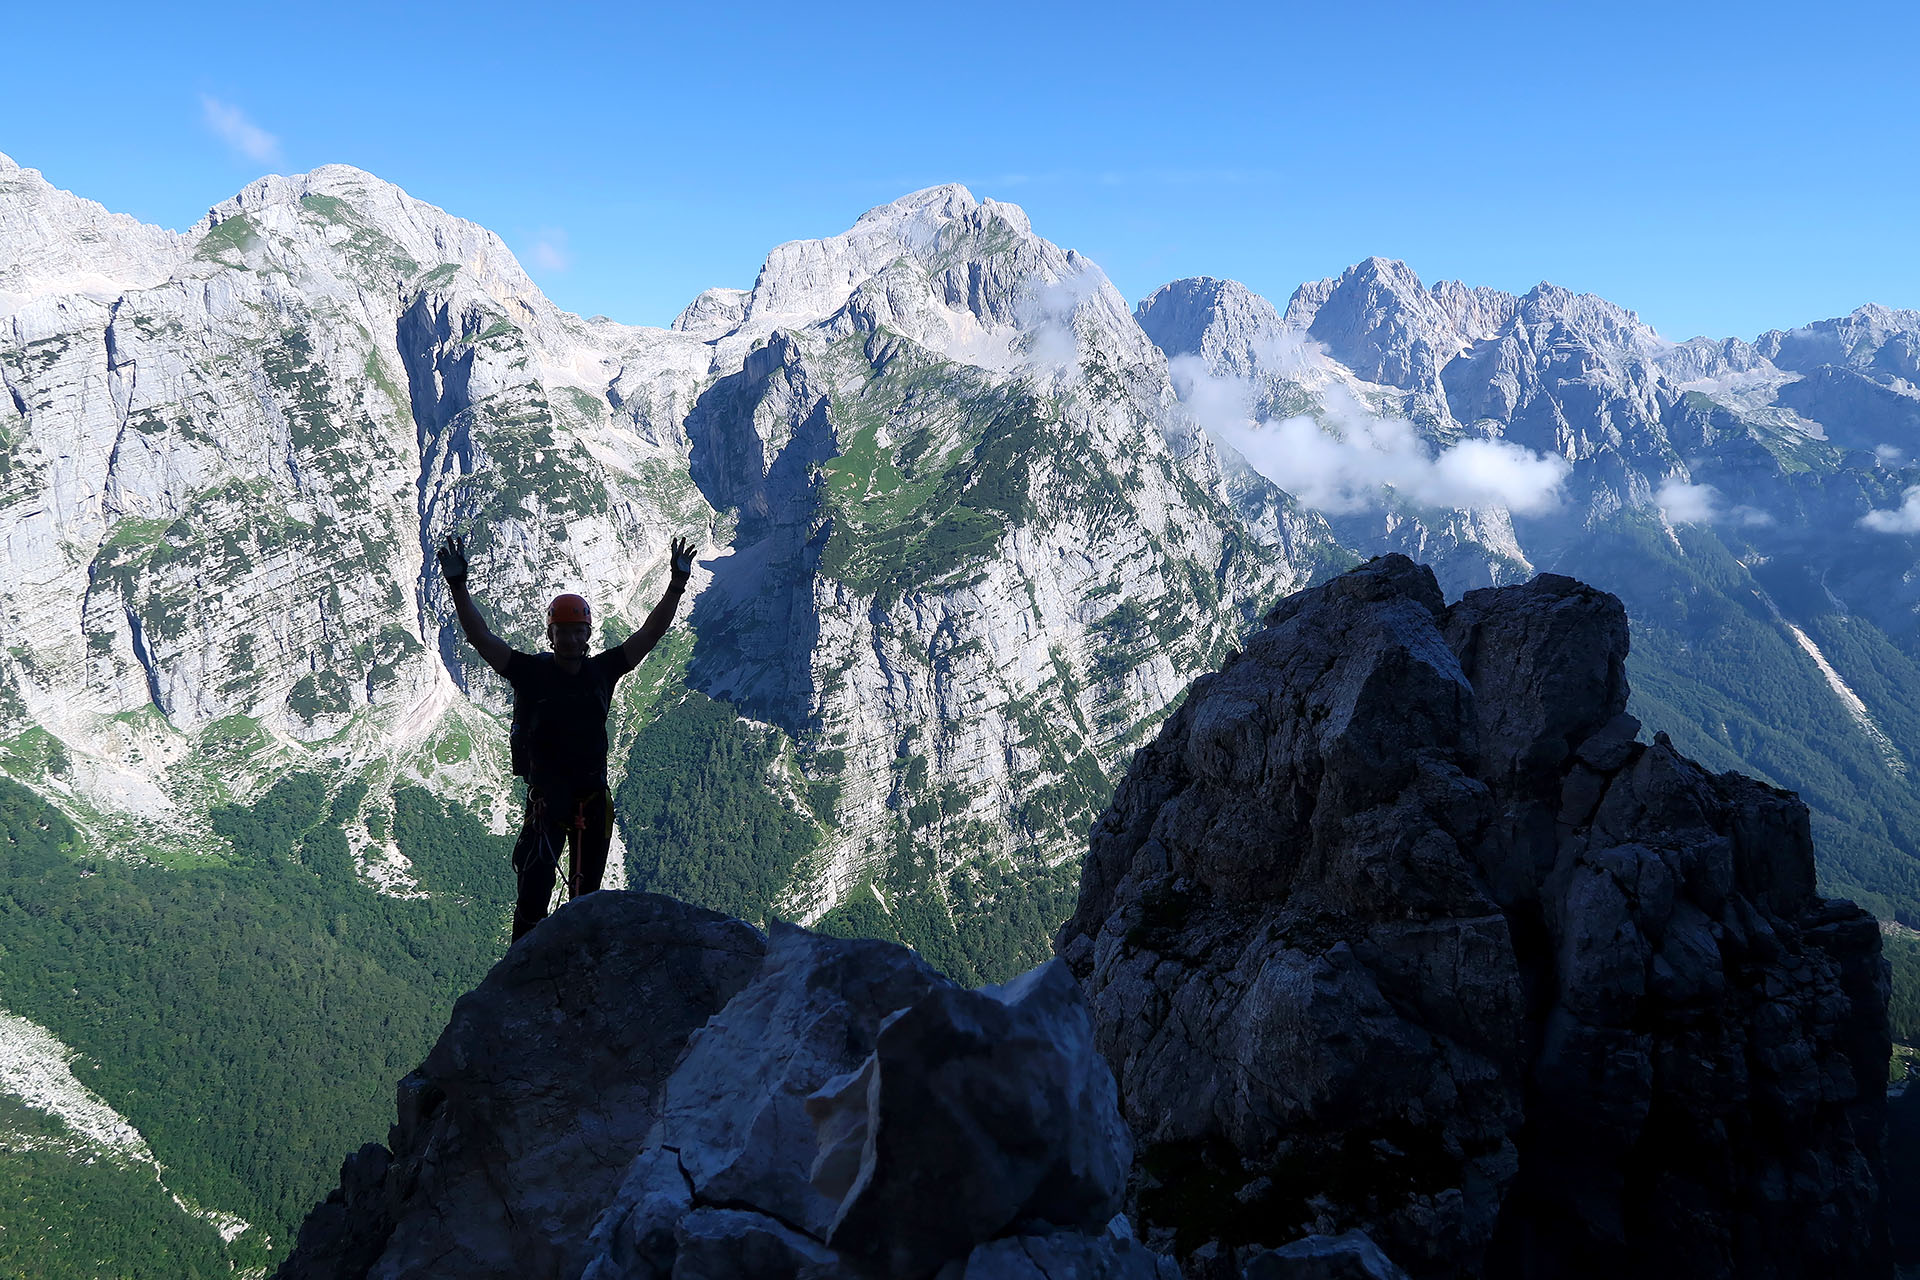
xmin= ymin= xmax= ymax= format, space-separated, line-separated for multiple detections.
xmin=277 ymin=895 xmax=1170 ymax=1280
xmin=280 ymin=558 xmax=1889 ymax=1280
xmin=1061 ymin=555 xmax=1889 ymax=1278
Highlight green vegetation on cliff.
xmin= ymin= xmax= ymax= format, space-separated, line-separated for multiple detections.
xmin=815 ymin=850 xmax=1080 ymax=987
xmin=1887 ymin=927 xmax=1920 ymax=1051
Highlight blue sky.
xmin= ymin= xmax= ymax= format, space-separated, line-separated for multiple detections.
xmin=9 ymin=2 xmax=1916 ymax=340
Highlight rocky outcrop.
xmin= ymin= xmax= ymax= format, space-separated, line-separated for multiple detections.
xmin=1056 ymin=555 xmax=1890 ymax=1279
xmin=275 ymin=894 xmax=768 ymax=1280
xmin=278 ymin=892 xmax=1161 ymax=1280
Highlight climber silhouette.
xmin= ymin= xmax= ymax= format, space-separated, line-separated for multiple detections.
xmin=438 ymin=532 xmax=694 ymax=942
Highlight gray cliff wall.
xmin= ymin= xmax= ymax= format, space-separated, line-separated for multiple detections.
xmin=1056 ymin=554 xmax=1890 ymax=1279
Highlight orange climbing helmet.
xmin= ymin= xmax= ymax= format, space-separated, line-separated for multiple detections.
xmin=547 ymin=593 xmax=592 ymax=626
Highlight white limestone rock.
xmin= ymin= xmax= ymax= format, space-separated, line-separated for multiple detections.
xmin=1 ymin=161 xmax=1326 ymax=933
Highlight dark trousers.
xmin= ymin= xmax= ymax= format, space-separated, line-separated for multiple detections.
xmin=510 ymin=785 xmax=614 ymax=941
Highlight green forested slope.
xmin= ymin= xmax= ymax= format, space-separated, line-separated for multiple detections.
xmin=616 ymin=686 xmax=1080 ymax=986
xmin=0 ymin=1094 xmax=232 ymax=1280
xmin=0 ymin=775 xmax=509 ymax=1266
xmin=619 ymin=690 xmax=816 ymax=923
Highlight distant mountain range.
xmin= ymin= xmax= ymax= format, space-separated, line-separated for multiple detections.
xmin=0 ymin=154 xmax=1915 ymax=1272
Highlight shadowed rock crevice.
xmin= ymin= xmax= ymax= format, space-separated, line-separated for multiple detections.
xmin=1056 ymin=554 xmax=1889 ymax=1280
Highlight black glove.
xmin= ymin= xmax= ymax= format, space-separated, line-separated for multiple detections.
xmin=437 ymin=534 xmax=470 ymax=586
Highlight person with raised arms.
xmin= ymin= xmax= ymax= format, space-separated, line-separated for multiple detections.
xmin=437 ymin=532 xmax=694 ymax=941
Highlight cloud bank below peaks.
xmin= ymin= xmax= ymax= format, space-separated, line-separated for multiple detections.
xmin=1168 ymin=354 xmax=1570 ymax=517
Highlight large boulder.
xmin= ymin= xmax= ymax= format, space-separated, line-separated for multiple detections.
xmin=577 ymin=942 xmax=1136 ymax=1280
xmin=280 ymin=896 xmax=1159 ymax=1280
xmin=814 ymin=958 xmax=1132 ymax=1276
xmin=278 ymin=893 xmax=768 ymax=1280
xmin=1057 ymin=555 xmax=1890 ymax=1279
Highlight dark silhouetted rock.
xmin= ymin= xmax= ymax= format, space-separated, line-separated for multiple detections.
xmin=1057 ymin=554 xmax=1890 ymax=1280
xmin=277 ymin=893 xmax=767 ymax=1280
xmin=281 ymin=897 xmax=1160 ymax=1280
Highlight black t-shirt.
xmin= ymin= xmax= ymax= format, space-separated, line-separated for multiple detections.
xmin=503 ymin=648 xmax=637 ymax=791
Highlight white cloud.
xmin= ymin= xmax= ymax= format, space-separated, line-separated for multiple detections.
xmin=1167 ymin=354 xmax=1257 ymax=430
xmin=530 ymin=228 xmax=571 ymax=273
xmin=1656 ymin=479 xmax=1721 ymax=524
xmin=200 ymin=95 xmax=280 ymax=165
xmin=1170 ymin=362 xmax=1570 ymax=516
xmin=1861 ymin=485 xmax=1920 ymax=533
xmin=1018 ymin=266 xmax=1107 ymax=373
xmin=1656 ymin=478 xmax=1773 ymax=527
xmin=1245 ymin=329 xmax=1327 ymax=380
xmin=1876 ymin=444 xmax=1906 ymax=467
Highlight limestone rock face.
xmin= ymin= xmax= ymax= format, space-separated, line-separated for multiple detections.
xmin=1056 ymin=555 xmax=1890 ymax=1280
xmin=1135 ymin=278 xmax=1289 ymax=382
xmin=1756 ymin=303 xmax=1920 ymax=385
xmin=278 ymin=894 xmax=1155 ymax=1280
xmin=1283 ymin=258 xmax=1518 ymax=401
xmin=0 ymin=155 xmax=714 ymax=860
xmin=1 ymin=159 xmax=1330 ymax=936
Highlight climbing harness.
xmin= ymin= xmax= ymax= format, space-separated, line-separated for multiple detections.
xmin=528 ymin=790 xmax=599 ymax=907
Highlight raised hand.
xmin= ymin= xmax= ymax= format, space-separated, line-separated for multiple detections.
xmin=669 ymin=535 xmax=695 ymax=578
xmin=437 ymin=534 xmax=471 ymax=587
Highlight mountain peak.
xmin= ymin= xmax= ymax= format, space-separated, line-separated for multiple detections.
xmin=178 ymin=163 xmax=557 ymax=325
xmin=1756 ymin=302 xmax=1920 ymax=383
xmin=1135 ymin=276 xmax=1289 ymax=376
xmin=1345 ymin=255 xmax=1426 ymax=292
xmin=193 ymin=163 xmax=414 ymax=231
xmin=1283 ymin=257 xmax=1470 ymax=389
xmin=718 ymin=182 xmax=1097 ymax=364
xmin=854 ymin=183 xmax=979 ymax=226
